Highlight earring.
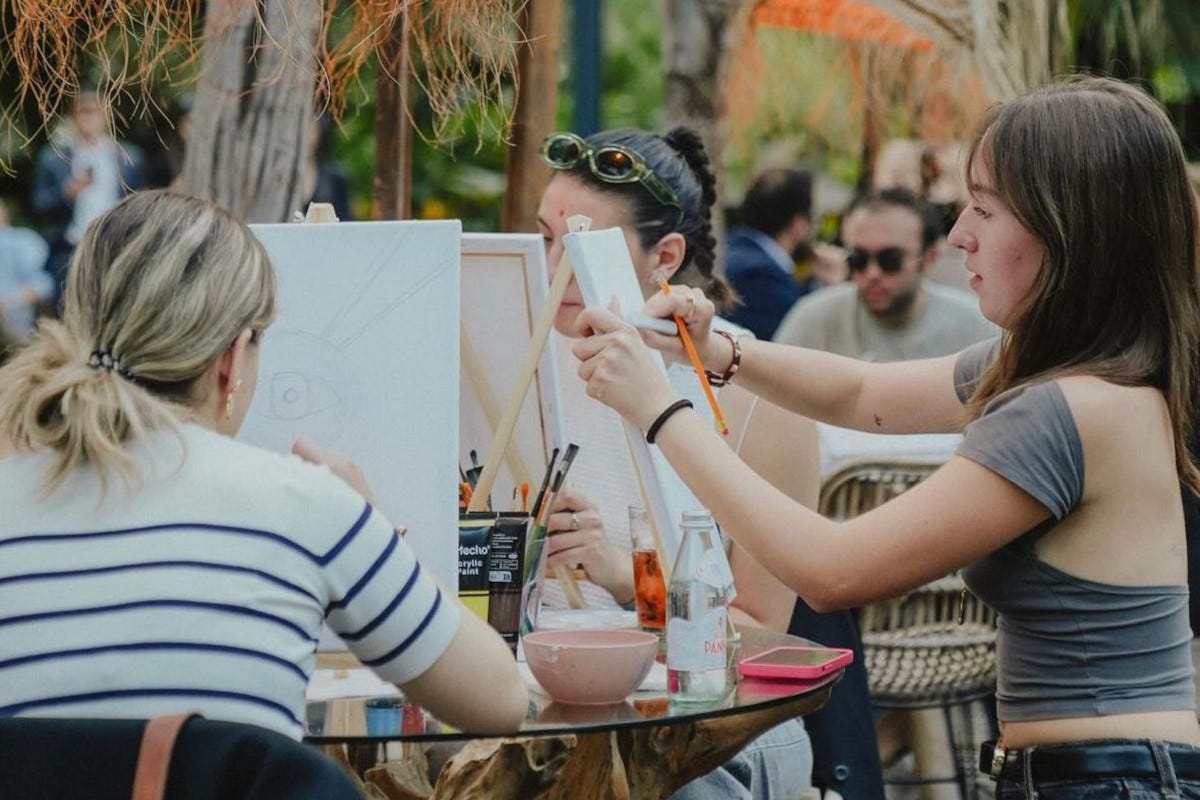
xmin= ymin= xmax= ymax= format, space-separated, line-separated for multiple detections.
xmin=224 ymin=378 xmax=242 ymax=421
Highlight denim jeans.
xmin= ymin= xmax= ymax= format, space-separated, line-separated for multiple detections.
xmin=995 ymin=740 xmax=1200 ymax=800
xmin=998 ymin=777 xmax=1200 ymax=799
xmin=670 ymin=718 xmax=813 ymax=800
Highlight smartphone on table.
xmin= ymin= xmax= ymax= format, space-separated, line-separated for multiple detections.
xmin=737 ymin=645 xmax=853 ymax=681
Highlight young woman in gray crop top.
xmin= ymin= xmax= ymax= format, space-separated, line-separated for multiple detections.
xmin=571 ymin=76 xmax=1200 ymax=798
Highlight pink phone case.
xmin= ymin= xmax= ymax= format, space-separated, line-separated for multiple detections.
xmin=737 ymin=645 xmax=854 ymax=681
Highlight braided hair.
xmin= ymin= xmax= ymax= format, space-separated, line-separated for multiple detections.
xmin=568 ymin=126 xmax=736 ymax=311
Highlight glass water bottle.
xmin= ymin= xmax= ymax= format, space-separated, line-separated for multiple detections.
xmin=666 ymin=509 xmax=731 ymax=703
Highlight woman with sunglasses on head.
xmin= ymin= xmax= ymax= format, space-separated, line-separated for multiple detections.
xmin=573 ymin=76 xmax=1200 ymax=799
xmin=535 ymin=126 xmax=825 ymax=798
xmin=0 ymin=190 xmax=528 ymax=740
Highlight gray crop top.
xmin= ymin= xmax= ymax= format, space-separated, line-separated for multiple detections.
xmin=952 ymin=339 xmax=1194 ymax=721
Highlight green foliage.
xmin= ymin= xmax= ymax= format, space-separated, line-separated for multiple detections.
xmin=1066 ymin=0 xmax=1200 ymax=155
xmin=333 ymin=0 xmax=668 ymax=229
xmin=597 ymin=0 xmax=665 ymax=129
xmin=332 ymin=62 xmax=511 ymax=228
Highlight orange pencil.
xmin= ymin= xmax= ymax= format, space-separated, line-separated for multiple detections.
xmin=660 ymin=280 xmax=728 ymax=436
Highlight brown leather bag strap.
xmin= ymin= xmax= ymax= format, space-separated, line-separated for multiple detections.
xmin=131 ymin=712 xmax=200 ymax=800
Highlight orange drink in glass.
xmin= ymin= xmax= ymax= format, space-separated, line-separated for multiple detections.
xmin=629 ymin=505 xmax=667 ymax=634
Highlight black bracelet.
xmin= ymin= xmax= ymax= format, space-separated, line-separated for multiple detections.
xmin=646 ymin=399 xmax=694 ymax=444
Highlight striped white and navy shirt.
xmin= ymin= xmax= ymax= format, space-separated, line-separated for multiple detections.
xmin=0 ymin=424 xmax=460 ymax=739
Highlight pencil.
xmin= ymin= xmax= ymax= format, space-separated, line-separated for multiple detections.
xmin=659 ymin=280 xmax=728 ymax=436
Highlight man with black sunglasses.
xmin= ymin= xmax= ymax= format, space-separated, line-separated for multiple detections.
xmin=773 ymin=187 xmax=994 ymax=362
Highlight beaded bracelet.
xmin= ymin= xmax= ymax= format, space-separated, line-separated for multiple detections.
xmin=704 ymin=329 xmax=742 ymax=387
xmin=645 ymin=398 xmax=694 ymax=444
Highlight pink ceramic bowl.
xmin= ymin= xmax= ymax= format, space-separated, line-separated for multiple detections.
xmin=523 ymin=628 xmax=658 ymax=705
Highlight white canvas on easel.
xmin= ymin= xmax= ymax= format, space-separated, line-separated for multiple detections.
xmin=562 ymin=226 xmax=696 ymax=562
xmin=460 ymin=234 xmax=564 ymax=509
xmin=241 ymin=221 xmax=462 ymax=588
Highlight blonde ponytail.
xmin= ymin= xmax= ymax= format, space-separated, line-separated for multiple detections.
xmin=0 ymin=190 xmax=275 ymax=494
xmin=0 ymin=320 xmax=179 ymax=492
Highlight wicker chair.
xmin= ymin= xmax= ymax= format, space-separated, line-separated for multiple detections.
xmin=819 ymin=457 xmax=997 ymax=800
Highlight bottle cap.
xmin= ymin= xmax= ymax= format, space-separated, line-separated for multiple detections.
xmin=680 ymin=509 xmax=713 ymax=527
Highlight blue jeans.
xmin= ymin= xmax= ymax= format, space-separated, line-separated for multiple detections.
xmin=670 ymin=718 xmax=813 ymax=800
xmin=994 ymin=740 xmax=1200 ymax=800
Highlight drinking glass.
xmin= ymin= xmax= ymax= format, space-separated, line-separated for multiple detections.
xmin=628 ymin=505 xmax=666 ymax=635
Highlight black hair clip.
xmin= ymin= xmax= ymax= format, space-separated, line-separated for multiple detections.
xmin=87 ymin=345 xmax=137 ymax=382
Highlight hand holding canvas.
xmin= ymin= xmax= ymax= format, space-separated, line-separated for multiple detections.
xmin=572 ymin=306 xmax=678 ymax=432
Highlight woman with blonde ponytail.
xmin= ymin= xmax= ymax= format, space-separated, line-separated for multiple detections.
xmin=0 ymin=190 xmax=526 ymax=739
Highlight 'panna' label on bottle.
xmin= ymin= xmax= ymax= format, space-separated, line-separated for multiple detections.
xmin=666 ymin=606 xmax=728 ymax=672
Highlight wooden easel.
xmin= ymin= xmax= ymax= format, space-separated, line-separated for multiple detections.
xmin=466 ymin=216 xmax=593 ymax=607
xmin=304 ymin=202 xmax=339 ymax=223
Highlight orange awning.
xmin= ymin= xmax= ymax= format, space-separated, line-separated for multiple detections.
xmin=752 ymin=0 xmax=935 ymax=50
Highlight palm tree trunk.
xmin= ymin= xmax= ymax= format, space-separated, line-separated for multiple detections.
xmin=502 ymin=0 xmax=563 ymax=233
xmin=183 ymin=0 xmax=321 ymax=223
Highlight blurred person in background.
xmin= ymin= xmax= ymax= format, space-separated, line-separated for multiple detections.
xmin=0 ymin=197 xmax=52 ymax=342
xmin=725 ymin=168 xmax=825 ymax=341
xmin=773 ymin=188 xmax=994 ymax=361
xmin=31 ymin=89 xmax=144 ymax=300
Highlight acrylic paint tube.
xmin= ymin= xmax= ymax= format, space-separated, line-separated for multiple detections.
xmin=458 ymin=512 xmax=497 ymax=622
xmin=486 ymin=513 xmax=531 ymax=656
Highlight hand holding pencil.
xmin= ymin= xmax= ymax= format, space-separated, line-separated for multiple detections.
xmin=657 ymin=279 xmax=728 ymax=436
xmin=636 ymin=281 xmax=725 ymax=373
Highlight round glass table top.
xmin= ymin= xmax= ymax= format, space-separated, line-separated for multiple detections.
xmin=305 ymin=627 xmax=840 ymax=743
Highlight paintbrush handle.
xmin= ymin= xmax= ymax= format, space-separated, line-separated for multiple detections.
xmin=468 ymin=252 xmax=576 ymax=512
xmin=554 ymin=564 xmax=589 ymax=609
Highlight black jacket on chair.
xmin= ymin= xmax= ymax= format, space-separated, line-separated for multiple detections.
xmin=0 ymin=717 xmax=363 ymax=799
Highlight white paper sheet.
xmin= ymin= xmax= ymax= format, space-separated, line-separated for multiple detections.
xmin=306 ymin=668 xmax=400 ymax=702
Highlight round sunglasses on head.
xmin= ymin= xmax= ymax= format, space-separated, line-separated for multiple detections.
xmin=539 ymin=132 xmax=683 ymax=220
xmin=846 ymin=247 xmax=912 ymax=275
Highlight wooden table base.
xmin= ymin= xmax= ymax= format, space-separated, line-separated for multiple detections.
xmin=340 ymin=685 xmax=831 ymax=800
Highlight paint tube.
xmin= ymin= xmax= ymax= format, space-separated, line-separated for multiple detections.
xmin=486 ymin=512 xmax=531 ymax=657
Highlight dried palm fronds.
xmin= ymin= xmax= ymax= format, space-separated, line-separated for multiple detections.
xmin=722 ymin=0 xmax=986 ymax=174
xmin=0 ymin=0 xmax=526 ymax=144
xmin=324 ymin=0 xmax=525 ymax=138
xmin=721 ymin=0 xmax=1074 ymax=186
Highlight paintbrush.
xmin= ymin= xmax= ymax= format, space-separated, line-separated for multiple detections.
xmin=536 ymin=444 xmax=587 ymax=609
xmin=536 ymin=443 xmax=580 ymax=527
xmin=529 ymin=447 xmax=560 ymax=525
